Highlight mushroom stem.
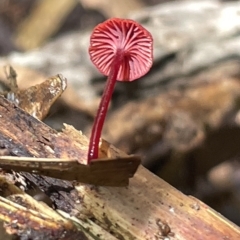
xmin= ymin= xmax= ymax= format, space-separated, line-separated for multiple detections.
xmin=88 ymin=49 xmax=124 ymax=162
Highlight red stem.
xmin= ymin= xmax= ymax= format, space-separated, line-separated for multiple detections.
xmin=87 ymin=49 xmax=124 ymax=162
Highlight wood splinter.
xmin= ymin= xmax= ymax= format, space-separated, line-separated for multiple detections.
xmin=0 ymin=156 xmax=140 ymax=186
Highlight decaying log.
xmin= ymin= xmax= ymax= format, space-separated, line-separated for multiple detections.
xmin=0 ymin=95 xmax=139 ymax=186
xmin=0 ymin=175 xmax=88 ymax=239
xmin=0 ymin=96 xmax=239 ymax=239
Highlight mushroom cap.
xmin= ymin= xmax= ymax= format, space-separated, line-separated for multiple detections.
xmin=89 ymin=18 xmax=153 ymax=81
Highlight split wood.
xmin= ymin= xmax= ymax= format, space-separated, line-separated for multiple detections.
xmin=0 ymin=95 xmax=239 ymax=239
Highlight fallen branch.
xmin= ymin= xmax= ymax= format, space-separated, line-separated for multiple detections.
xmin=0 ymin=95 xmax=239 ymax=239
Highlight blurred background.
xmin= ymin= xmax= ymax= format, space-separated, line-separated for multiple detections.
xmin=1 ymin=0 xmax=240 ymax=226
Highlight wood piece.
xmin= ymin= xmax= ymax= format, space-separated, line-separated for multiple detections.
xmin=0 ymin=95 xmax=139 ymax=186
xmin=15 ymin=0 xmax=78 ymax=50
xmin=0 ymin=91 xmax=239 ymax=239
xmin=5 ymin=71 xmax=67 ymax=120
xmin=0 ymin=156 xmax=140 ymax=186
xmin=0 ymin=176 xmax=87 ymax=239
xmin=74 ymin=166 xmax=240 ymax=240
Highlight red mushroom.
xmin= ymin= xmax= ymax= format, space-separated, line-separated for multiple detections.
xmin=88 ymin=18 xmax=153 ymax=162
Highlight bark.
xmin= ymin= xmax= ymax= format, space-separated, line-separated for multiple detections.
xmin=0 ymin=95 xmax=239 ymax=239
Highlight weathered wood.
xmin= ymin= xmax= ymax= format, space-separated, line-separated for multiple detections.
xmin=0 ymin=91 xmax=239 ymax=239
xmin=4 ymin=71 xmax=67 ymax=120
xmin=0 ymin=156 xmax=140 ymax=186
xmin=74 ymin=165 xmax=240 ymax=240
xmin=0 ymin=95 xmax=139 ymax=186
xmin=0 ymin=176 xmax=88 ymax=239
